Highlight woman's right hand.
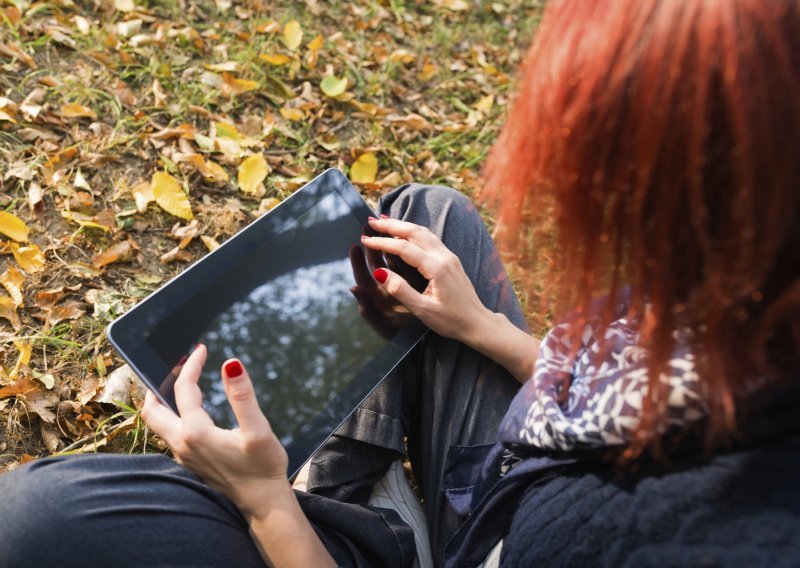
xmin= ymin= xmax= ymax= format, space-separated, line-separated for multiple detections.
xmin=360 ymin=216 xmax=493 ymax=346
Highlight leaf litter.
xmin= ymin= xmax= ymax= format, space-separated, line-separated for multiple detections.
xmin=0 ymin=0 xmax=543 ymax=469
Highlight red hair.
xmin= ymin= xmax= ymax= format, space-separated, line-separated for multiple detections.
xmin=482 ymin=0 xmax=800 ymax=456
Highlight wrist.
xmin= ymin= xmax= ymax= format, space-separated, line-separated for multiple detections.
xmin=460 ymin=306 xmax=497 ymax=351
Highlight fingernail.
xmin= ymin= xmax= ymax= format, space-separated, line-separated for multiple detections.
xmin=373 ymin=268 xmax=388 ymax=284
xmin=193 ymin=343 xmax=202 ymax=352
xmin=177 ymin=355 xmax=188 ymax=366
xmin=224 ymin=359 xmax=243 ymax=378
xmin=361 ymin=235 xmax=369 ymax=241
xmin=380 ymin=214 xmax=390 ymax=219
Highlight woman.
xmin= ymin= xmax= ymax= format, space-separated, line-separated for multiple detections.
xmin=2 ymin=0 xmax=799 ymax=566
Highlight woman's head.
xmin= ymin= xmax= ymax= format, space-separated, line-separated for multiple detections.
xmin=483 ymin=0 xmax=800 ymax=454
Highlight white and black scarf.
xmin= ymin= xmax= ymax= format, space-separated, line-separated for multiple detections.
xmin=498 ymin=317 xmax=709 ymax=453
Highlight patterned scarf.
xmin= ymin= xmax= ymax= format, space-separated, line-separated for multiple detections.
xmin=498 ymin=317 xmax=709 ymax=452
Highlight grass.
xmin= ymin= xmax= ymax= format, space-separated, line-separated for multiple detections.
xmin=0 ymin=0 xmax=544 ymax=468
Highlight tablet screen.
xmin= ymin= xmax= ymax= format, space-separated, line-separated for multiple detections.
xmin=108 ymin=170 xmax=427 ymax=472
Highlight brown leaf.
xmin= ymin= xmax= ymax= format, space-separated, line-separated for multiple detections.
xmin=0 ymin=296 xmax=20 ymax=330
xmin=40 ymin=422 xmax=61 ymax=453
xmin=385 ymin=113 xmax=432 ymax=131
xmin=0 ymin=376 xmax=39 ymax=398
xmin=92 ymin=239 xmax=136 ymax=269
xmin=26 ymin=389 xmax=59 ymax=423
xmin=149 ymin=123 xmax=196 ymax=141
xmin=45 ymin=300 xmax=86 ymax=326
xmin=160 ymin=246 xmax=193 ymax=264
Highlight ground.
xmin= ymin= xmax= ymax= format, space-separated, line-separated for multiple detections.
xmin=0 ymin=0 xmax=543 ymax=470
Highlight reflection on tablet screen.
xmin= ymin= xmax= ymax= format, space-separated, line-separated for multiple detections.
xmin=144 ymin=187 xmax=423 ymax=465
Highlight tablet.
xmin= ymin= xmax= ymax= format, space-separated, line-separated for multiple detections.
xmin=107 ymin=169 xmax=428 ymax=475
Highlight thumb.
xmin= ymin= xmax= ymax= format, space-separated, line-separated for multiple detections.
xmin=222 ymin=359 xmax=270 ymax=434
xmin=373 ymin=268 xmax=425 ymax=314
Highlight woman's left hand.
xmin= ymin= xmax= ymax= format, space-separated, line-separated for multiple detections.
xmin=141 ymin=345 xmax=288 ymax=518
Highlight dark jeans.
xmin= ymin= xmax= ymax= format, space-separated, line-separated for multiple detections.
xmin=0 ymin=184 xmax=526 ymax=567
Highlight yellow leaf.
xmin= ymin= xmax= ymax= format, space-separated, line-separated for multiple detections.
xmin=474 ymin=94 xmax=494 ymax=113
xmin=9 ymin=242 xmax=45 ymax=273
xmin=351 ymin=153 xmax=378 ymax=184
xmin=60 ymin=103 xmax=97 ymax=119
xmin=152 ymin=172 xmax=193 ymax=220
xmin=0 ymin=264 xmax=25 ymax=307
xmin=0 ymin=211 xmax=29 ymax=242
xmin=214 ymin=121 xmax=242 ymax=140
xmin=306 ymin=34 xmax=323 ymax=51
xmin=201 ymin=235 xmax=220 ymax=251
xmin=238 ymin=154 xmax=269 ymax=196
xmin=184 ymin=155 xmax=229 ymax=183
xmin=259 ymin=53 xmax=291 ymax=65
xmin=418 ymin=59 xmax=438 ymax=82
xmin=61 ymin=210 xmax=114 ymax=232
xmin=320 ymin=76 xmax=348 ymax=98
xmin=0 ymin=296 xmax=20 ymax=330
xmin=389 ymin=49 xmax=415 ymax=64
xmin=130 ymin=180 xmax=154 ymax=213
xmin=282 ymin=20 xmax=303 ymax=51
xmin=221 ymin=73 xmax=259 ymax=98
xmin=280 ymin=107 xmax=305 ymax=121
xmin=11 ymin=342 xmax=31 ymax=382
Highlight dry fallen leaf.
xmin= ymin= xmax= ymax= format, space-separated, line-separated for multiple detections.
xmin=351 ymin=152 xmax=379 ymax=184
xmin=0 ymin=376 xmax=38 ymax=398
xmin=259 ymin=53 xmax=291 ymax=65
xmin=152 ymin=172 xmax=193 ymax=220
xmin=306 ymin=34 xmax=323 ymax=51
xmin=0 ymin=264 xmax=25 ymax=307
xmin=60 ymin=103 xmax=97 ymax=119
xmin=0 ymin=296 xmax=20 ymax=329
xmin=92 ymin=239 xmax=135 ymax=269
xmin=182 ymin=154 xmax=229 ymax=183
xmin=221 ymin=73 xmax=259 ymax=98
xmin=282 ymin=20 xmax=303 ymax=50
xmin=9 ymin=243 xmax=45 ymax=273
xmin=0 ymin=211 xmax=29 ymax=242
xmin=131 ymin=180 xmax=155 ymax=212
xmin=238 ymin=153 xmax=269 ymax=196
xmin=474 ymin=93 xmax=494 ymax=113
xmin=201 ymin=235 xmax=220 ymax=251
xmin=45 ymin=300 xmax=86 ymax=326
xmin=160 ymin=246 xmax=193 ymax=263
xmin=93 ymin=364 xmax=136 ymax=406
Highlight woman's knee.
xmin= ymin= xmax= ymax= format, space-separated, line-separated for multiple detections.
xmin=380 ymin=183 xmax=482 ymax=235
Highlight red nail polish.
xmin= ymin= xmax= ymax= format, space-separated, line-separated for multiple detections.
xmin=177 ymin=355 xmax=188 ymax=366
xmin=193 ymin=343 xmax=202 ymax=352
xmin=224 ymin=359 xmax=243 ymax=378
xmin=380 ymin=214 xmax=390 ymax=219
xmin=373 ymin=268 xmax=388 ymax=284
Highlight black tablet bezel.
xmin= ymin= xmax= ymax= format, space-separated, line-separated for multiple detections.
xmin=107 ymin=169 xmax=427 ymax=473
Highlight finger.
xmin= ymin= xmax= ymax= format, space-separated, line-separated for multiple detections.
xmin=221 ymin=359 xmax=270 ymax=435
xmin=367 ymin=217 xmax=443 ymax=250
xmin=372 ymin=267 xmax=428 ymax=316
xmin=361 ymin=235 xmax=434 ymax=278
xmin=173 ymin=344 xmax=209 ymax=420
xmin=141 ymin=390 xmax=182 ymax=446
